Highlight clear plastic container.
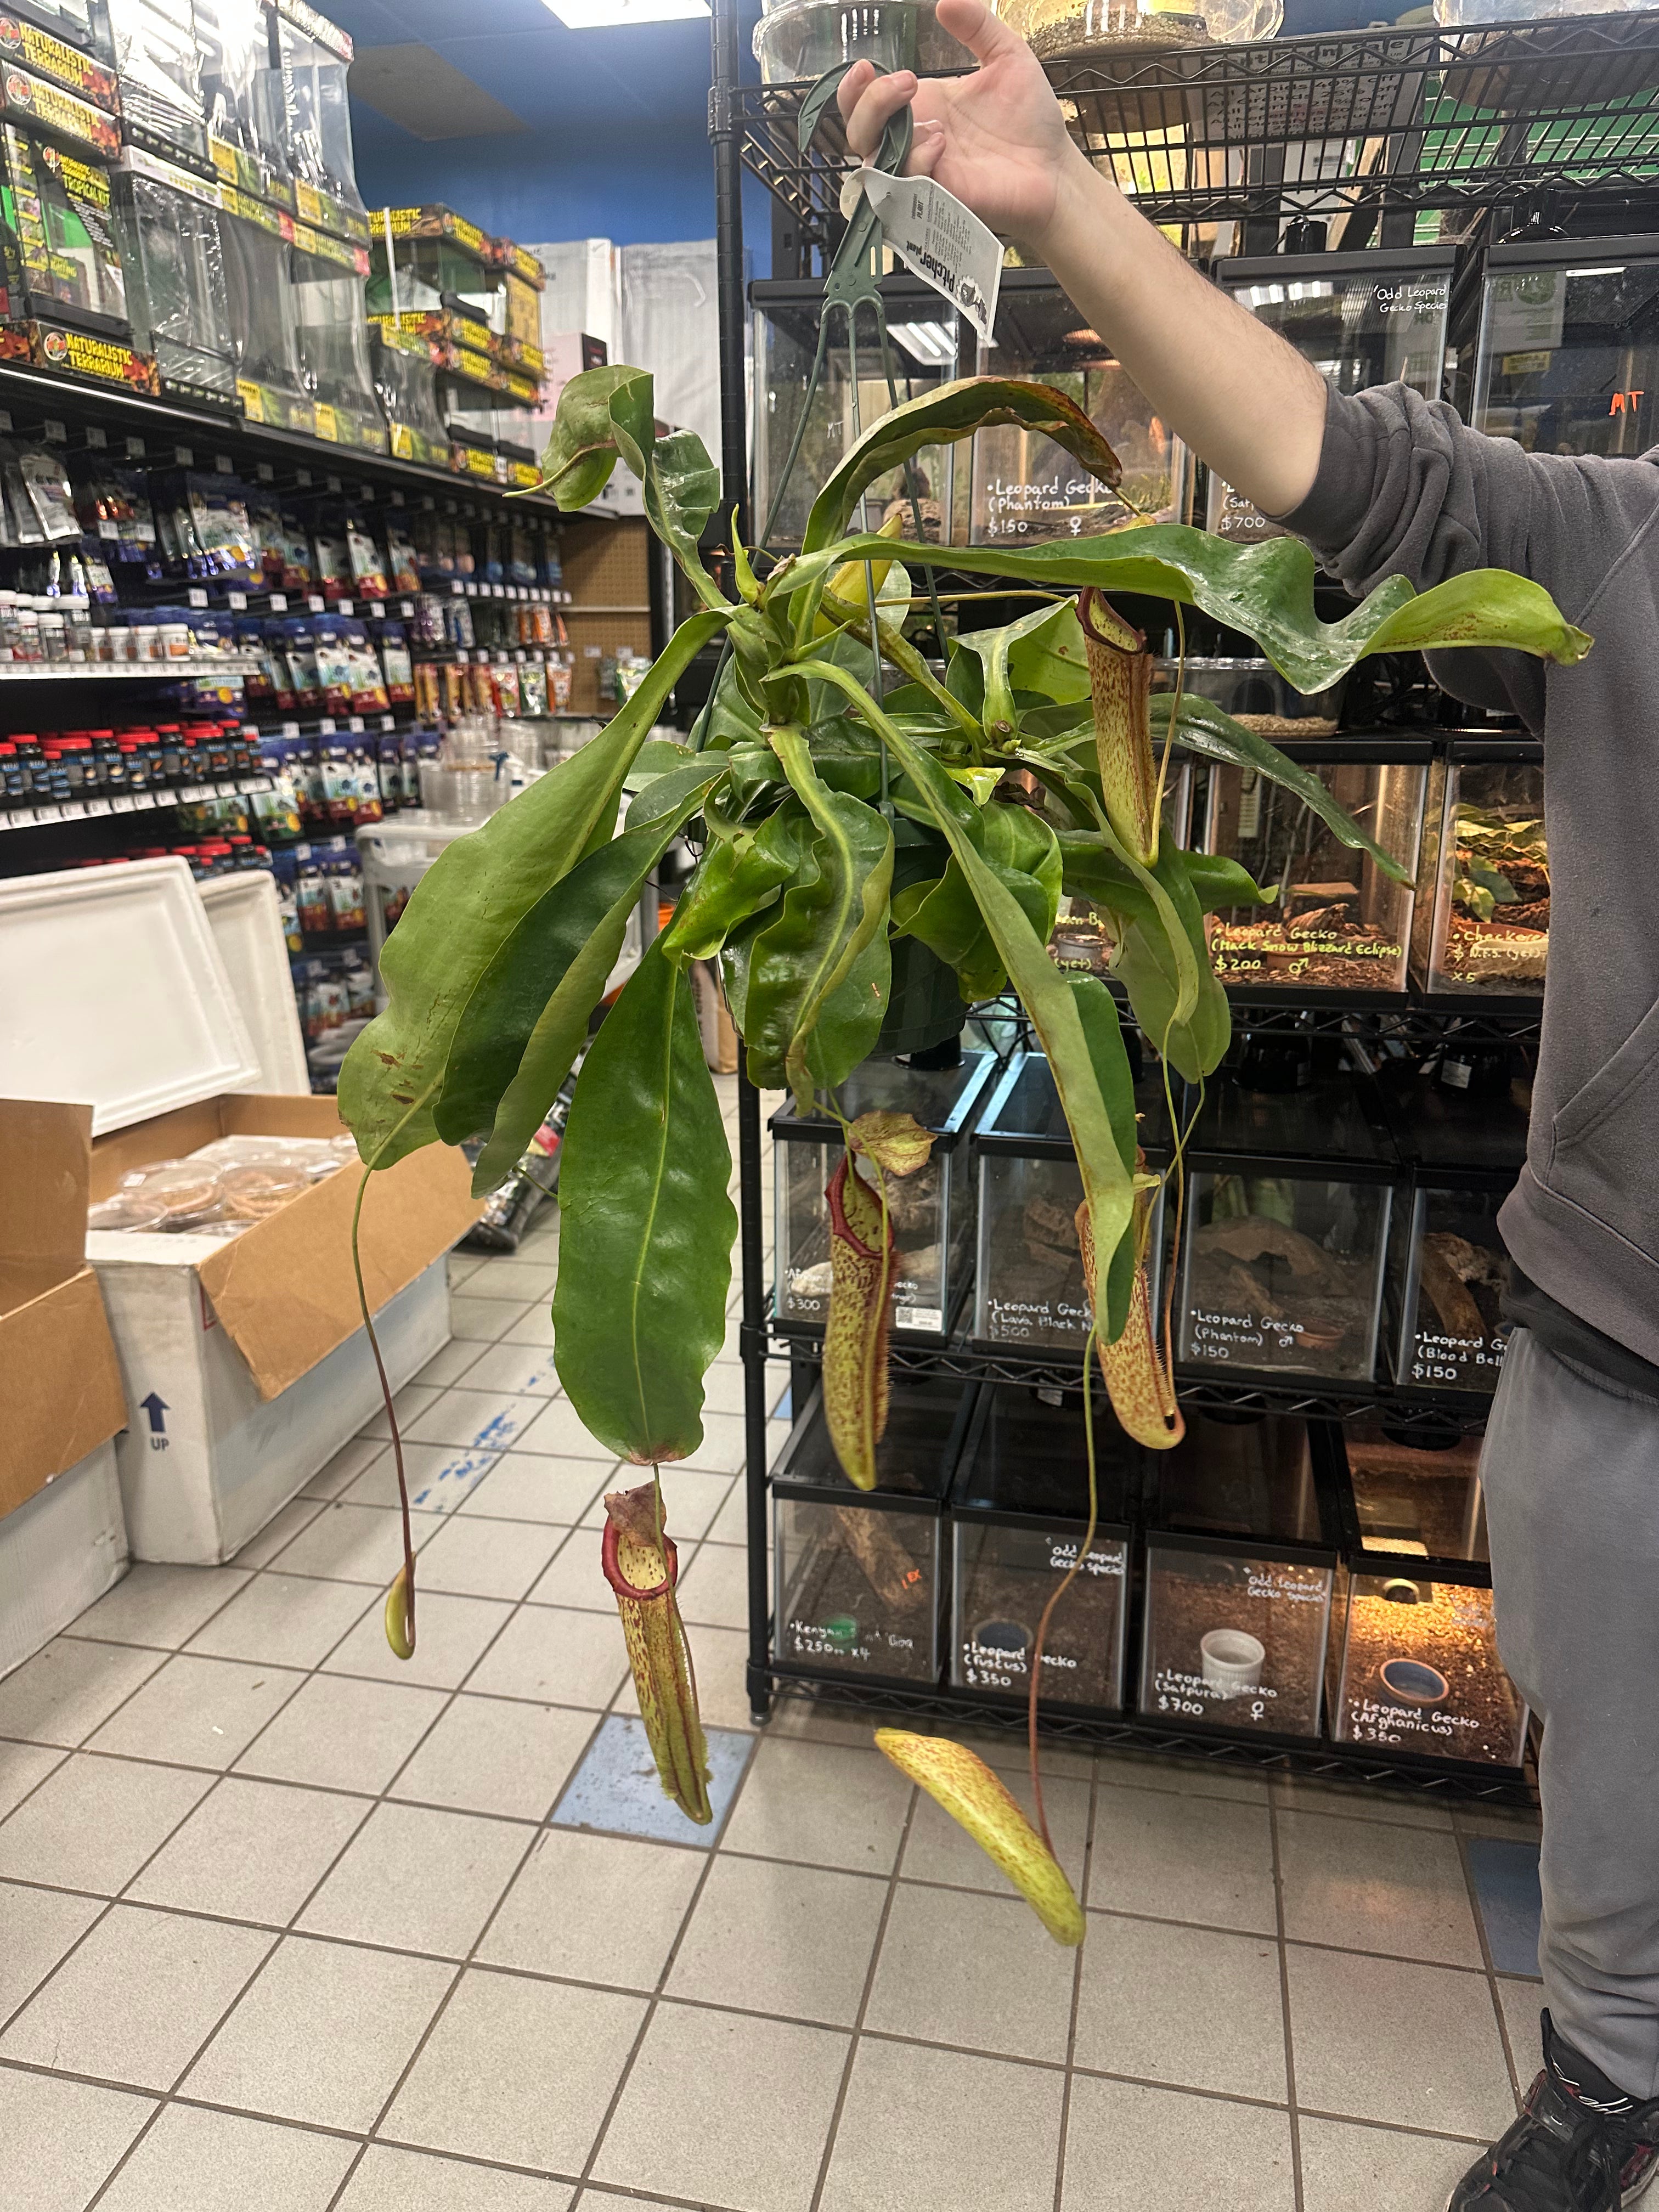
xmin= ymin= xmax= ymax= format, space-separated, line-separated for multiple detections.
xmin=1201 ymin=746 xmax=1428 ymax=995
xmin=770 ymin=1375 xmax=972 ymax=1686
xmin=972 ymin=1047 xmax=1171 ymax=1353
xmin=1140 ymin=1410 xmax=1335 ymax=1740
xmin=1177 ymin=1166 xmax=1393 ymax=1385
xmin=1210 ymin=249 xmax=1453 ymax=541
xmin=771 ymin=1050 xmax=999 ymax=1341
xmin=752 ymin=0 xmax=972 ymax=82
xmin=972 ymin=269 xmax=1190 ymax=540
xmin=1410 ymin=742 xmax=1547 ymax=1000
xmin=101 ymin=0 xmax=209 ymax=165
xmin=1475 ymin=238 xmax=1659 ymax=461
xmin=751 ymin=275 xmax=961 ymax=549
xmin=1326 ymin=1416 xmax=1527 ymax=1768
xmin=949 ymin=1381 xmax=1135 ymax=1711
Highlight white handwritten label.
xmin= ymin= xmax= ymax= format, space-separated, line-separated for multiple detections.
xmin=839 ymin=166 xmax=1001 ymax=343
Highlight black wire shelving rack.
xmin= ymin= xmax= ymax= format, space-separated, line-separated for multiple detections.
xmin=707 ymin=0 xmax=1603 ymax=1801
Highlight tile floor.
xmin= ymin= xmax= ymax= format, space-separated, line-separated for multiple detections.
xmin=0 ymin=1080 xmax=1544 ymax=2212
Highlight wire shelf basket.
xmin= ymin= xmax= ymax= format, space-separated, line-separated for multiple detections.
xmin=731 ymin=10 xmax=1659 ymax=231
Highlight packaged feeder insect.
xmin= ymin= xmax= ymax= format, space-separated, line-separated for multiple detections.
xmin=1376 ymin=1062 xmax=1527 ymax=1401
xmin=1208 ymin=247 xmax=1454 ymax=543
xmin=1320 ymin=1415 xmax=1528 ymax=1769
xmin=1175 ymin=1091 xmax=1397 ymax=1386
xmin=770 ymin=1374 xmax=974 ymax=1688
xmin=972 ymin=1045 xmax=1171 ymax=1357
xmin=949 ymin=1379 xmax=1137 ymax=1713
xmin=772 ymin=1049 xmax=998 ymax=1344
xmin=749 ymin=273 xmax=961 ymax=549
xmin=1200 ymin=738 xmax=1429 ymax=998
xmin=970 ymin=268 xmax=1192 ymax=541
xmin=1474 ymin=235 xmax=1659 ymax=462
xmin=1140 ymin=1409 xmax=1339 ymax=1741
xmin=1412 ymin=737 xmax=1547 ymax=1001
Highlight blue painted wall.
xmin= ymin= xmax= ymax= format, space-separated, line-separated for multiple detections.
xmin=332 ymin=0 xmax=771 ymax=268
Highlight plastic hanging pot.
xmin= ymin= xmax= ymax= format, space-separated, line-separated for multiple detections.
xmin=873 ymin=816 xmax=968 ymax=1058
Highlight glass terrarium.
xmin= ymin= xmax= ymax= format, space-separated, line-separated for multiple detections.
xmin=1177 ymin=1160 xmax=1394 ymax=1385
xmin=751 ymin=275 xmax=960 ymax=549
xmin=1192 ymin=1053 xmax=1393 ymax=1167
xmin=1201 ymin=743 xmax=1429 ymax=995
xmin=371 ymin=327 xmax=449 ymax=469
xmin=1475 ymin=238 xmax=1659 ymax=461
xmin=272 ymin=0 xmax=365 ymax=238
xmin=971 ymin=268 xmax=1190 ymax=541
xmin=773 ymin=1050 xmax=998 ymax=1341
xmin=770 ymin=1374 xmax=973 ymax=1686
xmin=1411 ymin=740 xmax=1547 ymax=1000
xmin=1391 ymin=1181 xmax=1513 ymax=1396
xmin=196 ymin=0 xmax=289 ymax=200
xmin=1325 ymin=1417 xmax=1528 ymax=1768
xmin=752 ymin=0 xmax=972 ymax=83
xmin=949 ymin=1380 xmax=1137 ymax=1712
xmin=100 ymin=0 xmax=209 ymax=165
xmin=1161 ymin=656 xmax=1345 ymax=738
xmin=995 ymin=0 xmax=1279 ymax=64
xmin=973 ymin=1046 xmax=1173 ymax=1353
xmin=1139 ymin=1410 xmax=1336 ymax=1740
xmin=1209 ymin=249 xmax=1453 ymax=541
xmin=112 ymin=152 xmax=235 ymax=402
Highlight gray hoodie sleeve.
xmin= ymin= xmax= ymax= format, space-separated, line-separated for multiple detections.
xmin=1274 ymin=382 xmax=1657 ymax=730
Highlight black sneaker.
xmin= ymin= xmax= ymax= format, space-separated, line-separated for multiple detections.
xmin=1449 ymin=2012 xmax=1659 ymax=2210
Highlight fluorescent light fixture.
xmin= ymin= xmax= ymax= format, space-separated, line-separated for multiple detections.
xmin=545 ymin=0 xmax=708 ymax=25
xmin=887 ymin=320 xmax=957 ymax=365
xmin=1566 ymin=266 xmax=1626 ymax=279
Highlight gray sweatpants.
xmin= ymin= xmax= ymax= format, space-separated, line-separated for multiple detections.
xmin=1482 ymin=1327 xmax=1659 ymax=2097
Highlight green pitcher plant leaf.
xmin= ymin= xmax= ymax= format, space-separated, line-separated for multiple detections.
xmin=553 ymin=937 xmax=737 ymax=1465
xmin=463 ymin=759 xmax=732 ymax=1194
xmin=742 ymin=728 xmax=895 ymax=1105
xmin=801 ymin=526 xmax=1593 ymax=692
xmin=1149 ymin=692 xmax=1413 ymax=884
xmin=658 ymin=802 xmax=810 ymax=963
xmin=800 ymin=378 xmax=1124 ymax=557
xmin=338 ymin=607 xmax=729 ymax=1172
xmin=797 ymin=656 xmax=1141 ymax=1318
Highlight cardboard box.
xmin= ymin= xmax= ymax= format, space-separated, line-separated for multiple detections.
xmin=0 ymin=1098 xmax=128 ymax=1523
xmin=84 ymin=1092 xmax=481 ymax=1562
xmin=0 ymin=1441 xmax=127 ymax=1680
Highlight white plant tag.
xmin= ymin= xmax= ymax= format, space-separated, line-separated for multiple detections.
xmin=838 ymin=166 xmax=1002 ymax=343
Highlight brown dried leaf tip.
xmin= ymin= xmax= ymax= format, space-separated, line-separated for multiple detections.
xmin=602 ymin=1481 xmax=712 ymax=1824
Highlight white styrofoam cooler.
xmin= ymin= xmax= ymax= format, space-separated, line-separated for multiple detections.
xmin=103 ymin=1256 xmax=450 ymax=1564
xmin=198 ymin=871 xmax=309 ymax=1093
xmin=0 ymin=1443 xmax=127 ymax=1680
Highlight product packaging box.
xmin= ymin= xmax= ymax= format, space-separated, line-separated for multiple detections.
xmin=949 ymin=1380 xmax=1136 ymax=1713
xmin=771 ymin=1375 xmax=972 ymax=1688
xmin=0 ymin=1099 xmax=131 ymax=1674
xmin=1140 ymin=1409 xmax=1338 ymax=1740
xmin=772 ymin=1049 xmax=998 ymax=1345
xmin=86 ymin=1091 xmax=478 ymax=1561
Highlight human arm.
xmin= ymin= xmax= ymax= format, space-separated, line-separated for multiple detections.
xmin=838 ymin=0 xmax=1329 ymax=518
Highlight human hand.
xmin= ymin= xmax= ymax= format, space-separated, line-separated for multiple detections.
xmin=836 ymin=0 xmax=1092 ymax=253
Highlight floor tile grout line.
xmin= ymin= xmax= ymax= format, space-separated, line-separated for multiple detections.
xmin=571 ymin=1748 xmax=754 ymax=2197
xmin=323 ymin=1798 xmax=560 ymax=2212
xmin=1268 ymin=1768 xmax=1307 ymax=2212
xmin=1456 ymin=1820 xmax=1528 ymax=2106
xmin=803 ymin=1780 xmax=922 ymax=2212
xmin=1051 ymin=1748 xmax=1099 ymax=2212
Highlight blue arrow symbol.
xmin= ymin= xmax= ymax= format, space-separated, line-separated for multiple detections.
xmin=139 ymin=1393 xmax=168 ymax=1436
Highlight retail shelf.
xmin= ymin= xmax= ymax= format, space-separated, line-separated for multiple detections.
xmin=0 ymin=656 xmax=264 ymax=685
xmin=0 ymin=358 xmax=562 ymax=517
xmin=3 ymin=775 xmax=274 ymax=833
xmin=732 ymin=9 xmax=1659 ymax=232
xmin=757 ymin=1675 xmax=1535 ymax=1804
